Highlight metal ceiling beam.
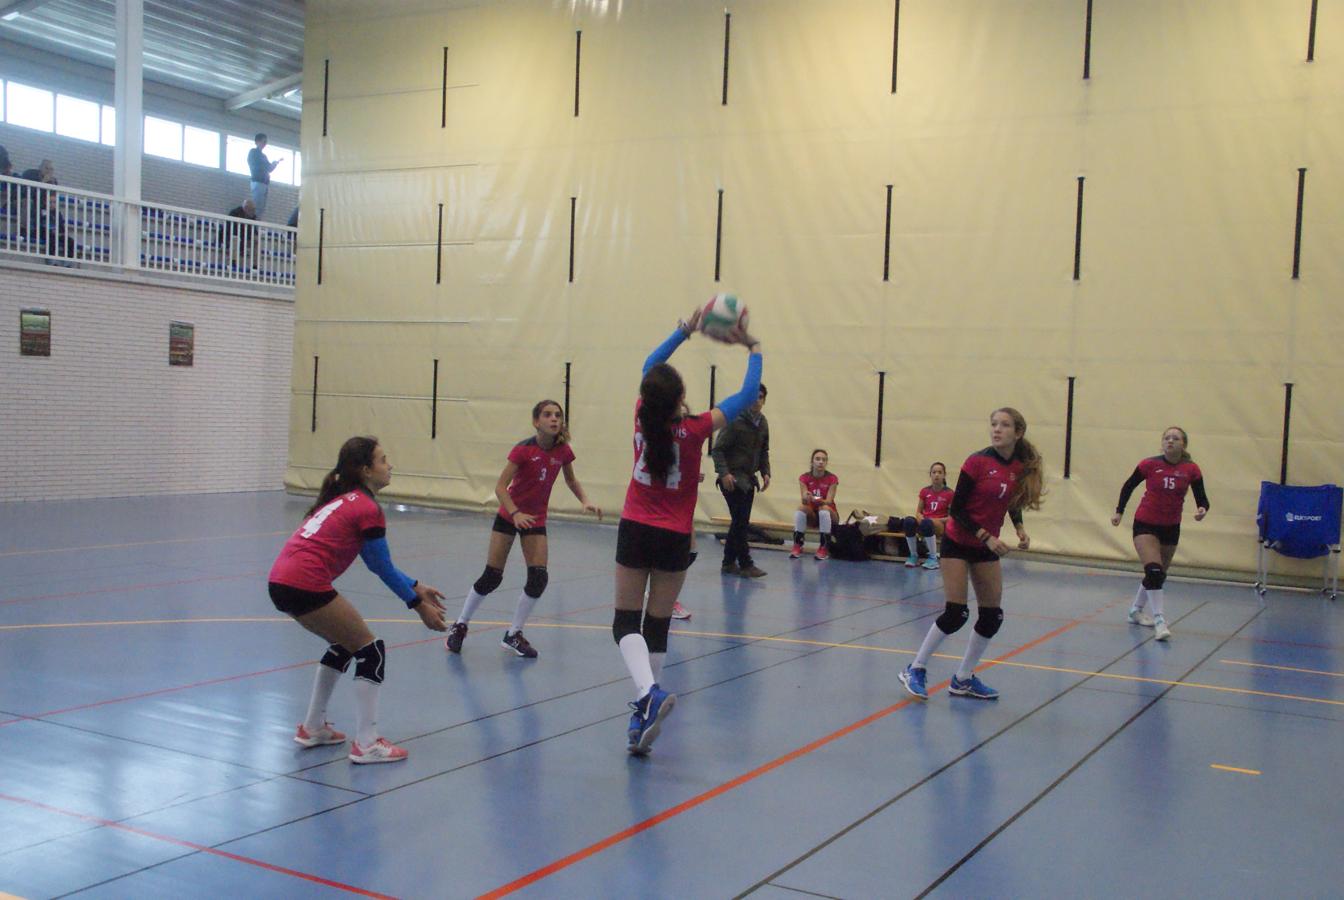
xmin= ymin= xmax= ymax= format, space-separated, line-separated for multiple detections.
xmin=0 ymin=0 xmax=52 ymax=20
xmin=225 ymin=71 xmax=303 ymax=110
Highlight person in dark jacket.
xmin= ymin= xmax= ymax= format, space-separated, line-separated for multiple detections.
xmin=712 ymin=384 xmax=770 ymax=577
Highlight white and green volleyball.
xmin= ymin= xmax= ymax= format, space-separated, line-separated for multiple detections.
xmin=699 ymin=293 xmax=749 ymax=342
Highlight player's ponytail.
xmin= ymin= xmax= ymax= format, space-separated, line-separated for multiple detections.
xmin=307 ymin=435 xmax=379 ymax=517
xmin=638 ymin=364 xmax=684 ymax=483
xmin=995 ymin=408 xmax=1046 ymax=511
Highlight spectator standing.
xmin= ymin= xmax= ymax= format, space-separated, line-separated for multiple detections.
xmin=248 ymin=133 xmax=280 ymax=216
xmin=712 ymin=383 xmax=770 ymax=578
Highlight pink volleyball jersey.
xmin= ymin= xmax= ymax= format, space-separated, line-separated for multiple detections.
xmin=270 ymin=489 xmax=385 ymax=592
xmin=1134 ymin=457 xmax=1204 ymax=526
xmin=621 ymin=402 xmax=715 ymax=534
xmin=497 ymin=437 xmax=576 ymax=526
xmin=799 ymin=471 xmax=839 ymax=506
xmin=919 ymin=486 xmax=955 ymax=519
xmin=944 ymin=449 xmax=1025 ymax=546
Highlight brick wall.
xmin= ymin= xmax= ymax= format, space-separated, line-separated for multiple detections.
xmin=1 ymin=264 xmax=293 ymax=501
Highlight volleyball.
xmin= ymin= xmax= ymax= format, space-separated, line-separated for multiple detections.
xmin=699 ymin=293 xmax=749 ymax=342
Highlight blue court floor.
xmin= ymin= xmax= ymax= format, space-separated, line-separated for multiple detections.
xmin=1 ymin=491 xmax=1341 ymax=899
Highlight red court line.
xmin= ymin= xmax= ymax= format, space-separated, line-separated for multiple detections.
xmin=477 ymin=602 xmax=1115 ymax=899
xmin=0 ymin=791 xmax=396 ymax=899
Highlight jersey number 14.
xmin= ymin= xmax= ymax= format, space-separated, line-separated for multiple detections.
xmin=633 ymin=434 xmax=682 ymax=489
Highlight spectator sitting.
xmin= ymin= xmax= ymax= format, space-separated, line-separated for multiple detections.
xmin=221 ymin=198 xmax=259 ymax=269
xmin=20 ymin=159 xmax=75 ymax=261
xmin=792 ymin=449 xmax=838 ymax=561
xmin=901 ymin=461 xmax=954 ymax=570
xmin=0 ymin=145 xmax=14 ymax=232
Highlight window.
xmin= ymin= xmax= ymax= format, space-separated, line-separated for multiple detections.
xmin=182 ymin=125 xmax=220 ymax=168
xmin=100 ymin=105 xmax=116 ymax=146
xmin=269 ymin=145 xmax=295 ymax=185
xmin=6 ymin=81 xmax=54 ymax=132
xmin=144 ymin=115 xmax=182 ymax=160
xmin=55 ymin=94 xmax=100 ymax=143
xmin=293 ymin=151 xmax=302 ymax=186
xmin=225 ymin=135 xmax=254 ymax=176
xmin=0 ymin=79 xmax=5 ymax=122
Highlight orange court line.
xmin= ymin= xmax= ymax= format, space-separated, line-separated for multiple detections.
xmin=1210 ymin=764 xmax=1261 ymax=776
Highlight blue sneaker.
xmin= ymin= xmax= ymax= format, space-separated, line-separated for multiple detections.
xmin=628 ymin=684 xmax=676 ymax=755
xmin=922 ymin=556 xmax=940 ymax=570
xmin=904 ymin=554 xmax=919 ymax=568
xmin=626 ymin=707 xmax=645 ymax=752
xmin=898 ymin=664 xmax=928 ymax=700
xmin=948 ymin=673 xmax=999 ymax=699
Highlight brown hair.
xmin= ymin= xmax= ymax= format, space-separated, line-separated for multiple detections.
xmin=994 ymin=407 xmax=1045 ymax=511
xmin=306 ymin=435 xmax=378 ymax=517
xmin=532 ymin=399 xmax=570 ymax=446
xmin=1164 ymin=425 xmax=1193 ymax=463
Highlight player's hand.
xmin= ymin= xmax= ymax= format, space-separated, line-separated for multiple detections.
xmin=513 ymin=511 xmax=537 ymax=530
xmin=584 ymin=502 xmax=603 ymax=521
xmin=1110 ymin=513 xmax=1122 ymax=527
xmin=685 ymin=306 xmax=703 ymax=333
xmin=760 ymin=474 xmax=771 ymax=491
xmin=1016 ymin=530 xmax=1031 ymax=550
xmin=1194 ymin=507 xmax=1207 ymax=521
xmin=986 ymin=536 xmax=1011 ymax=557
xmin=720 ymin=473 xmax=737 ymax=491
xmin=413 ymin=584 xmax=447 ymax=631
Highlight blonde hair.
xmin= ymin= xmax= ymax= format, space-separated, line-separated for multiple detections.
xmin=1163 ymin=426 xmax=1193 ymax=463
xmin=994 ymin=407 xmax=1045 ymax=511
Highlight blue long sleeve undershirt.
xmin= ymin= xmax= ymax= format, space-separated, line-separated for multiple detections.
xmin=643 ymin=327 xmax=689 ymax=375
xmin=359 ymin=537 xmax=419 ymax=606
xmin=716 ymin=352 xmax=762 ymax=422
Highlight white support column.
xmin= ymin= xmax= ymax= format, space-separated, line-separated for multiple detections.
xmin=113 ymin=0 xmax=143 ymax=268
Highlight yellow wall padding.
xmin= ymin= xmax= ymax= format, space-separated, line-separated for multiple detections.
xmin=291 ymin=0 xmax=1344 ymax=578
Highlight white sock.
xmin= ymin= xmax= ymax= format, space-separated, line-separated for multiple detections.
xmin=818 ymin=509 xmax=833 ymax=535
xmin=650 ymin=651 xmax=666 ymax=682
xmin=1148 ymin=588 xmax=1165 ymax=619
xmin=912 ymin=622 xmax=949 ymax=669
xmin=458 ymin=588 xmax=487 ymax=625
xmin=923 ymin=536 xmax=937 ymax=559
xmin=1131 ymin=585 xmax=1148 ymax=611
xmin=303 ymin=663 xmax=342 ymax=732
xmin=353 ymin=677 xmax=379 ymax=747
xmin=793 ymin=510 xmax=807 ymax=535
xmin=956 ymin=632 xmax=992 ymax=681
xmin=619 ymin=633 xmax=656 ymax=700
xmin=906 ymin=536 xmax=919 ymax=557
xmin=509 ymin=591 xmax=538 ymax=635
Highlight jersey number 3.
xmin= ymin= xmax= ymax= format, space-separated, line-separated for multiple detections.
xmin=633 ymin=434 xmax=682 ymax=489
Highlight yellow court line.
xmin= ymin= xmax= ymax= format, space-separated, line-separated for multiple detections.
xmin=1210 ymin=764 xmax=1261 ymax=776
xmin=4 ymin=617 xmax=1342 ymax=710
xmin=1219 ymin=659 xmax=1344 ymax=679
xmin=0 ymin=530 xmax=289 ymax=558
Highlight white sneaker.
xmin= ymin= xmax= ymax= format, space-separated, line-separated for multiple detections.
xmin=1128 ymin=608 xmax=1155 ymax=627
xmin=1153 ymin=617 xmax=1171 ymax=641
xmin=348 ymin=737 xmax=409 ymax=764
xmin=294 ymin=722 xmax=346 ymax=747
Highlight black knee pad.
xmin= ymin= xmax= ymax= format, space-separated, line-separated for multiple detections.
xmin=974 ymin=607 xmax=1004 ymax=639
xmin=319 ymin=644 xmax=353 ymax=673
xmin=473 ymin=565 xmax=504 ymax=596
xmin=613 ymin=608 xmax=642 ymax=644
xmin=919 ymin=519 xmax=935 ymax=538
xmin=902 ymin=516 xmax=918 ymax=537
xmin=935 ymin=602 xmax=970 ymax=635
xmin=353 ymin=639 xmax=385 ymax=684
xmin=642 ymin=614 xmax=672 ymax=654
xmin=1142 ymin=563 xmax=1166 ymax=591
xmin=524 ymin=566 xmax=548 ymax=599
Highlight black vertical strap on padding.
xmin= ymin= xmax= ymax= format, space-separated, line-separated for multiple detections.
xmin=322 ymin=59 xmax=330 ymax=137
xmin=1083 ymin=0 xmax=1094 ymax=79
xmin=568 ymin=196 xmax=577 ymax=283
xmin=722 ymin=12 xmax=732 ymax=105
xmin=1072 ymin=176 xmax=1085 ymax=281
xmin=436 ymin=203 xmax=444 ymax=284
xmin=574 ymin=30 xmax=582 ymax=117
xmin=1064 ymin=376 xmax=1076 ymax=479
xmin=708 ymin=364 xmax=717 ymax=454
xmin=317 ymin=208 xmax=326 ymax=285
xmin=1280 ymin=383 xmax=1293 ymax=485
xmin=564 ymin=362 xmax=572 ymax=430
xmin=883 ymin=184 xmax=893 ymax=281
xmin=891 ymin=0 xmax=901 ymax=94
xmin=441 ymin=46 xmax=449 ymax=127
xmin=1292 ymin=167 xmax=1306 ymax=279
xmin=875 ymin=371 xmax=886 ymax=467
xmin=431 ymin=359 xmax=440 ymax=439
xmin=714 ymin=189 xmax=724 ymax=282
xmin=311 ymin=356 xmax=319 ymax=433
xmin=1307 ymin=0 xmax=1319 ymax=62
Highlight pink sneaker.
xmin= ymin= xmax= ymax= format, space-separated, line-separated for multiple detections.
xmin=294 ymin=722 xmax=346 ymax=748
xmin=348 ymin=737 xmax=409 ymax=764
xmin=814 ymin=546 xmax=830 ymax=561
xmin=789 ymin=542 xmax=804 ymax=559
xmin=671 ymin=600 xmax=691 ymax=620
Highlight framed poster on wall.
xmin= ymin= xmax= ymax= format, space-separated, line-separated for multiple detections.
xmin=20 ymin=309 xmax=51 ymax=356
xmin=169 ymin=321 xmax=194 ymax=366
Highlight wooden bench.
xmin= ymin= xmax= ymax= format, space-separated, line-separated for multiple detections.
xmin=708 ymin=516 xmax=913 ymax=562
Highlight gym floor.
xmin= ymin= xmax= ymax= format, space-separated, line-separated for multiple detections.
xmin=2 ymin=492 xmax=1340 ymax=899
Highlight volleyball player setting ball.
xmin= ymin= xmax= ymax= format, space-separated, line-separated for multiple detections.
xmin=615 ymin=302 xmax=762 ymax=755
xmin=268 ymin=436 xmax=447 ymax=763
xmin=899 ymin=408 xmax=1044 ymax=701
xmin=446 ymin=399 xmax=601 ymax=659
xmin=1111 ymin=426 xmax=1209 ymax=642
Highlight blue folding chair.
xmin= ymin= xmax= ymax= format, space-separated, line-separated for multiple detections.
xmin=1255 ymin=482 xmax=1343 ymax=601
